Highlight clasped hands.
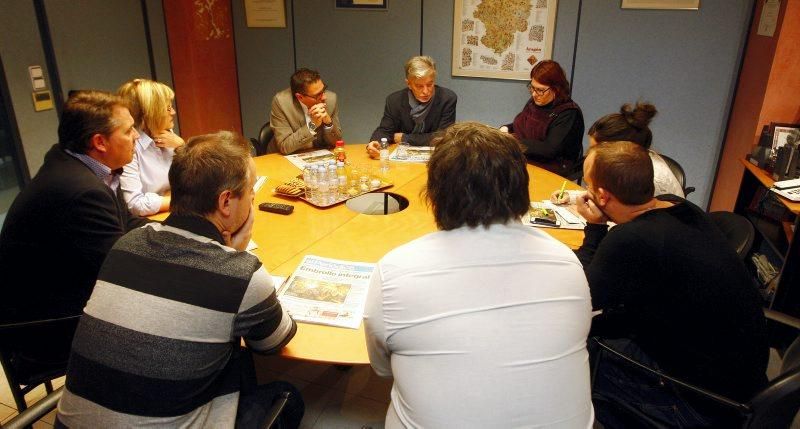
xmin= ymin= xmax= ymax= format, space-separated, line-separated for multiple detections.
xmin=309 ymin=103 xmax=332 ymax=129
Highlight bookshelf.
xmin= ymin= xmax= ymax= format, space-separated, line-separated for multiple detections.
xmin=735 ymin=160 xmax=800 ymax=319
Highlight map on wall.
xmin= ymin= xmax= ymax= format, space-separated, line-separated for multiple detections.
xmin=452 ymin=0 xmax=558 ymax=80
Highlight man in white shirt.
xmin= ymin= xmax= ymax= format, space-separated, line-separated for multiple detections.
xmin=267 ymin=68 xmax=343 ymax=154
xmin=364 ymin=122 xmax=594 ymax=428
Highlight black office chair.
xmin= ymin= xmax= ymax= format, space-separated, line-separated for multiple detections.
xmin=660 ymin=153 xmax=696 ymax=197
xmin=250 ymin=122 xmax=273 ymax=156
xmin=709 ymin=211 xmax=756 ymax=260
xmin=591 ymin=308 xmax=800 ymax=428
xmin=0 ymin=315 xmax=80 ymax=411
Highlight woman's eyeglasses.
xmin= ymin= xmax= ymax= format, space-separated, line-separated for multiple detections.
xmin=526 ymin=83 xmax=551 ymax=96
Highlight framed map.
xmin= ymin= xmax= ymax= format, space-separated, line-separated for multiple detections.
xmin=452 ymin=0 xmax=558 ymax=80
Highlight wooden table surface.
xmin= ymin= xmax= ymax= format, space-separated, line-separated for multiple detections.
xmin=155 ymin=143 xmax=585 ymax=364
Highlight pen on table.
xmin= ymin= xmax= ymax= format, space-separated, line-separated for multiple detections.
xmin=558 ymin=180 xmax=567 ymax=200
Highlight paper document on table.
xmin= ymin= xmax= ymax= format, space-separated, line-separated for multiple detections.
xmin=285 ymin=149 xmax=335 ymax=170
xmin=771 ymin=186 xmax=800 ymax=202
xmin=389 ymin=146 xmax=433 ymax=163
xmin=522 ymin=201 xmax=586 ymax=230
xmin=277 ymin=255 xmax=375 ymax=329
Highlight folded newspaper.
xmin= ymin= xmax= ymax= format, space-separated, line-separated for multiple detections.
xmin=389 ymin=146 xmax=433 ymax=163
xmin=276 ymin=255 xmax=375 ymax=329
xmin=285 ymin=149 xmax=335 ymax=170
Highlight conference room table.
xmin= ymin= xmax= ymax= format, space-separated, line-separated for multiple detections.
xmin=155 ymin=143 xmax=585 ymax=365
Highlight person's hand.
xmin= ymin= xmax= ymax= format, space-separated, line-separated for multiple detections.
xmin=550 ymin=189 xmax=570 ymax=205
xmin=366 ymin=141 xmax=381 ymax=159
xmin=393 ymin=132 xmax=404 ymax=144
xmin=154 ymin=130 xmax=185 ymax=149
xmin=499 ymin=126 xmax=509 ymax=133
xmin=309 ymin=103 xmax=330 ymax=128
xmin=223 ymin=204 xmax=255 ymax=251
xmin=575 ymin=193 xmax=609 ymax=225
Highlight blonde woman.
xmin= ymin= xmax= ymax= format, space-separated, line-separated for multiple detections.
xmin=118 ymin=79 xmax=184 ymax=216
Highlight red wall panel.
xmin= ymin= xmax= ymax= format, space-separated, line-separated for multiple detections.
xmin=163 ymin=0 xmax=242 ymax=138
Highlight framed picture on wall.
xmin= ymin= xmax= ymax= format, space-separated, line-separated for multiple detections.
xmin=770 ymin=123 xmax=800 ymax=154
xmin=452 ymin=0 xmax=558 ymax=80
xmin=620 ymin=0 xmax=700 ymax=10
xmin=335 ymin=0 xmax=388 ymax=9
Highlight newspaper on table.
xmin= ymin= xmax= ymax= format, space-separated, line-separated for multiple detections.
xmin=285 ymin=149 xmax=335 ymax=170
xmin=389 ymin=146 xmax=433 ymax=163
xmin=276 ymin=255 xmax=375 ymax=329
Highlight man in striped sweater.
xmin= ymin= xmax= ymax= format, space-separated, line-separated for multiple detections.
xmin=56 ymin=131 xmax=302 ymax=428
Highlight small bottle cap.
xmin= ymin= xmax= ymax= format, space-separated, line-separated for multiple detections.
xmin=336 ymin=140 xmax=344 ymax=147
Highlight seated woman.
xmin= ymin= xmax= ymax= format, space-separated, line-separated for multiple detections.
xmin=552 ymin=102 xmax=684 ymax=204
xmin=118 ymin=79 xmax=184 ymax=216
xmin=364 ymin=122 xmax=594 ymax=428
xmin=501 ymin=60 xmax=584 ymax=176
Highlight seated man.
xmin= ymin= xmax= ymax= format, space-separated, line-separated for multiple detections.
xmin=366 ymin=56 xmax=457 ymax=158
xmin=0 ymin=91 xmax=146 ymax=368
xmin=268 ymin=68 xmax=342 ymax=154
xmin=575 ymin=142 xmax=768 ymax=427
xmin=56 ymin=131 xmax=302 ymax=428
xmin=365 ymin=122 xmax=594 ymax=427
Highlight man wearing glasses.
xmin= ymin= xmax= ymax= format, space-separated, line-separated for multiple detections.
xmin=268 ymin=68 xmax=342 ymax=154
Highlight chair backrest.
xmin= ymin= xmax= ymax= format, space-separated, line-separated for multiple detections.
xmin=0 ymin=315 xmax=80 ymax=410
xmin=660 ymin=153 xmax=695 ymax=196
xmin=250 ymin=122 xmax=272 ymax=156
xmin=708 ymin=211 xmax=755 ymax=259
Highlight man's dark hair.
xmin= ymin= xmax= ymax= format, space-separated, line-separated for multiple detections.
xmin=58 ymin=90 xmax=124 ymax=153
xmin=425 ymin=122 xmax=530 ymax=230
xmin=169 ymin=131 xmax=252 ymax=216
xmin=589 ymin=141 xmax=654 ymax=205
xmin=290 ymin=68 xmax=322 ymax=95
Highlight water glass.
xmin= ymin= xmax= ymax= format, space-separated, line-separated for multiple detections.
xmin=397 ymin=141 xmax=410 ymax=160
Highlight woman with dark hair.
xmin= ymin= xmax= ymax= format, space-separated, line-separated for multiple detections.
xmin=364 ymin=122 xmax=594 ymax=428
xmin=589 ymin=102 xmax=683 ymax=197
xmin=501 ymin=60 xmax=584 ymax=176
xmin=553 ymin=102 xmax=683 ymax=204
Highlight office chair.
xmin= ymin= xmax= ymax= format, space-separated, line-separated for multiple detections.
xmin=250 ymin=122 xmax=273 ymax=156
xmin=660 ymin=153 xmax=696 ymax=197
xmin=709 ymin=211 xmax=756 ymax=260
xmin=0 ymin=315 xmax=80 ymax=411
xmin=590 ymin=308 xmax=800 ymax=428
xmin=0 ymin=387 xmax=63 ymax=429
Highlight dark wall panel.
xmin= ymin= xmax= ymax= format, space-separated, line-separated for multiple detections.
xmin=233 ymin=0 xmax=295 ymax=139
xmin=293 ymin=0 xmax=422 ymax=142
xmin=44 ymin=0 xmax=151 ymax=96
xmin=572 ymin=0 xmax=753 ymax=205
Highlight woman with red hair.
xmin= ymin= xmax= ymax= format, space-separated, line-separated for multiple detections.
xmin=501 ymin=60 xmax=584 ymax=176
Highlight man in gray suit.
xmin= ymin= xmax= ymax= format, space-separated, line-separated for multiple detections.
xmin=268 ymin=68 xmax=343 ymax=154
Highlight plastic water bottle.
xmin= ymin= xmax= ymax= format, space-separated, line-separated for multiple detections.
xmin=328 ymin=164 xmax=338 ymax=203
xmin=336 ymin=161 xmax=347 ymax=195
xmin=316 ymin=165 xmax=329 ymax=205
xmin=379 ymin=138 xmax=389 ymax=174
xmin=303 ymin=165 xmax=315 ymax=201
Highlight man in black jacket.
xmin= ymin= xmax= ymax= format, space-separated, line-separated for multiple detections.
xmin=366 ymin=56 xmax=457 ymax=158
xmin=575 ymin=141 xmax=768 ymax=427
xmin=0 ymin=90 xmax=147 ymax=369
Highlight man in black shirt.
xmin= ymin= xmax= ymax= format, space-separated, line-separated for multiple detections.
xmin=575 ymin=142 xmax=767 ymax=427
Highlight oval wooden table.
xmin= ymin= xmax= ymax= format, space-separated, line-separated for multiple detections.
xmin=157 ymin=143 xmax=585 ymax=364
